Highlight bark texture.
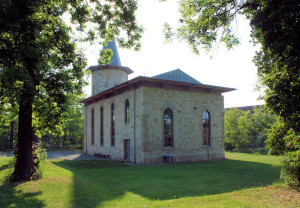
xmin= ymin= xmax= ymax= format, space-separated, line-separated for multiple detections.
xmin=11 ymin=91 xmax=36 ymax=182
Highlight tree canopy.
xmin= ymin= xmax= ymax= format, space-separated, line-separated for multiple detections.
xmin=0 ymin=0 xmax=143 ymax=182
xmin=225 ymin=106 xmax=277 ymax=152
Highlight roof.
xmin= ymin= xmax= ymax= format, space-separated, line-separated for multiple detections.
xmin=81 ymin=75 xmax=236 ymax=105
xmin=152 ymin=69 xmax=202 ymax=84
xmin=87 ymin=65 xmax=134 ymax=75
xmin=86 ymin=39 xmax=135 ymax=74
xmin=102 ymin=39 xmax=121 ymax=66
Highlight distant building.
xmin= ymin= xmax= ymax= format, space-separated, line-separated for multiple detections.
xmin=81 ymin=40 xmax=235 ymax=163
xmin=225 ymin=105 xmax=265 ymax=114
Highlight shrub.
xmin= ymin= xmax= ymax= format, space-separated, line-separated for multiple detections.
xmin=32 ymin=142 xmax=47 ymax=177
xmin=8 ymin=142 xmax=47 ymax=181
xmin=267 ymin=119 xmax=300 ymax=187
xmin=281 ymin=150 xmax=300 ymax=186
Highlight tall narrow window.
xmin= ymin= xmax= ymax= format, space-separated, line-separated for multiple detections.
xmin=203 ymin=110 xmax=210 ymax=145
xmin=164 ymin=108 xmax=173 ymax=147
xmin=100 ymin=107 xmax=104 ymax=146
xmin=125 ymin=99 xmax=130 ymax=123
xmin=111 ymin=103 xmax=115 ymax=146
xmin=91 ymin=109 xmax=94 ymax=145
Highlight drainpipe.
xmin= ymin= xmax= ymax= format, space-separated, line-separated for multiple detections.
xmin=208 ymin=137 xmax=213 ymax=160
xmin=133 ymin=86 xmax=136 ymax=163
xmin=85 ymin=105 xmax=88 ymax=154
xmin=207 ymin=144 xmax=210 ymax=160
xmin=127 ymin=83 xmax=137 ymax=163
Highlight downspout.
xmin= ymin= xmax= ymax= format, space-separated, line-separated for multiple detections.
xmin=85 ymin=105 xmax=88 ymax=154
xmin=208 ymin=135 xmax=210 ymax=160
xmin=207 ymin=146 xmax=209 ymax=160
xmin=207 ymin=143 xmax=210 ymax=160
xmin=133 ymin=86 xmax=136 ymax=163
xmin=126 ymin=83 xmax=137 ymax=163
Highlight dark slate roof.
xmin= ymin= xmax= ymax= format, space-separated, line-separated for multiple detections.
xmin=102 ymin=39 xmax=122 ymax=66
xmin=152 ymin=69 xmax=202 ymax=84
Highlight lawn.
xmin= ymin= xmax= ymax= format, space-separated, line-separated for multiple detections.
xmin=0 ymin=152 xmax=299 ymax=208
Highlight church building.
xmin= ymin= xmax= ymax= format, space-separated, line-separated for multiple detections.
xmin=81 ymin=40 xmax=235 ymax=163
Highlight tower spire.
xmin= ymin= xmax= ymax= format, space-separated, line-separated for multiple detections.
xmin=101 ymin=39 xmax=122 ymax=66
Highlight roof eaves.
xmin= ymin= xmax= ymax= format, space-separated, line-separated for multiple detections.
xmin=80 ymin=76 xmax=236 ymax=105
xmin=141 ymin=76 xmax=236 ymax=92
xmin=86 ymin=65 xmax=134 ymax=75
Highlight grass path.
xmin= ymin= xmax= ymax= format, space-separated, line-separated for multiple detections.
xmin=0 ymin=152 xmax=299 ymax=207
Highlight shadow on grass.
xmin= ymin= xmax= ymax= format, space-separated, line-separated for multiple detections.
xmin=0 ymin=164 xmax=9 ymax=172
xmin=53 ymin=158 xmax=281 ymax=208
xmin=0 ymin=165 xmax=45 ymax=208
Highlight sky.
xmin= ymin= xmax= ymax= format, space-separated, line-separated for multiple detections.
xmin=85 ymin=1 xmax=265 ymax=108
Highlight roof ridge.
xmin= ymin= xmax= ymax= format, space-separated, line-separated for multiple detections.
xmin=152 ymin=69 xmax=202 ymax=84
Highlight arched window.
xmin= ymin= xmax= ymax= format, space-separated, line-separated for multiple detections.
xmin=91 ymin=109 xmax=95 ymax=145
xmin=164 ymin=108 xmax=173 ymax=147
xmin=203 ymin=110 xmax=210 ymax=145
xmin=111 ymin=103 xmax=115 ymax=146
xmin=100 ymin=107 xmax=104 ymax=146
xmin=125 ymin=99 xmax=130 ymax=123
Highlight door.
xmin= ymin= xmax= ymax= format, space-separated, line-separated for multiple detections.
xmin=124 ymin=139 xmax=130 ymax=161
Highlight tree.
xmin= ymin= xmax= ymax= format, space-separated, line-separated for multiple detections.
xmin=164 ymin=0 xmax=299 ymax=185
xmin=225 ymin=106 xmax=276 ymax=152
xmin=0 ymin=0 xmax=143 ymax=182
xmin=40 ymin=93 xmax=85 ymax=149
xmin=60 ymin=94 xmax=85 ymax=147
xmin=0 ymin=97 xmax=18 ymax=150
xmin=224 ymin=108 xmax=247 ymax=150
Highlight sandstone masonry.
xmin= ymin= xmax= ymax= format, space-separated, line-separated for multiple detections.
xmin=81 ymin=66 xmax=234 ymax=164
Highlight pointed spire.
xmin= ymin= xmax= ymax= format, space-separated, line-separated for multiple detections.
xmin=102 ymin=39 xmax=122 ymax=66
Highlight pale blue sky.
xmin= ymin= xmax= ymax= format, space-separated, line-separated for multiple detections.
xmin=85 ymin=1 xmax=265 ymax=108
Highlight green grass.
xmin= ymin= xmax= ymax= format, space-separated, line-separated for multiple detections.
xmin=0 ymin=152 xmax=299 ymax=208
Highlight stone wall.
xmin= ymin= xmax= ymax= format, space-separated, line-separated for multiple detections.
xmin=91 ymin=69 xmax=128 ymax=95
xmin=85 ymin=88 xmax=141 ymax=162
xmin=138 ymin=87 xmax=225 ymax=163
xmin=84 ymin=85 xmax=225 ymax=163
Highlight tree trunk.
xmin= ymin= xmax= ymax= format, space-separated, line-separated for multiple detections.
xmin=62 ymin=128 xmax=67 ymax=147
xmin=9 ymin=120 xmax=14 ymax=148
xmin=11 ymin=92 xmax=36 ymax=182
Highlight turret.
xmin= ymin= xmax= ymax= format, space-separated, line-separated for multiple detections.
xmin=88 ymin=40 xmax=133 ymax=95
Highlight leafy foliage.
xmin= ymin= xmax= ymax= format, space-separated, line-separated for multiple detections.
xmin=225 ymin=106 xmax=277 ymax=152
xmin=7 ymin=142 xmax=47 ymax=182
xmin=31 ymin=142 xmax=47 ymax=180
xmin=164 ymin=0 xmax=246 ymax=53
xmin=281 ymin=150 xmax=300 ymax=186
xmin=250 ymin=0 xmax=300 ymax=186
xmin=250 ymin=1 xmax=300 ymax=132
xmin=0 ymin=96 xmax=18 ymax=150
xmin=165 ymin=0 xmax=300 ymax=187
xmin=0 ymin=127 xmax=10 ymax=151
xmin=40 ymin=93 xmax=85 ymax=149
xmin=0 ymin=0 xmax=143 ymax=181
xmin=266 ymin=118 xmax=300 ymax=185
